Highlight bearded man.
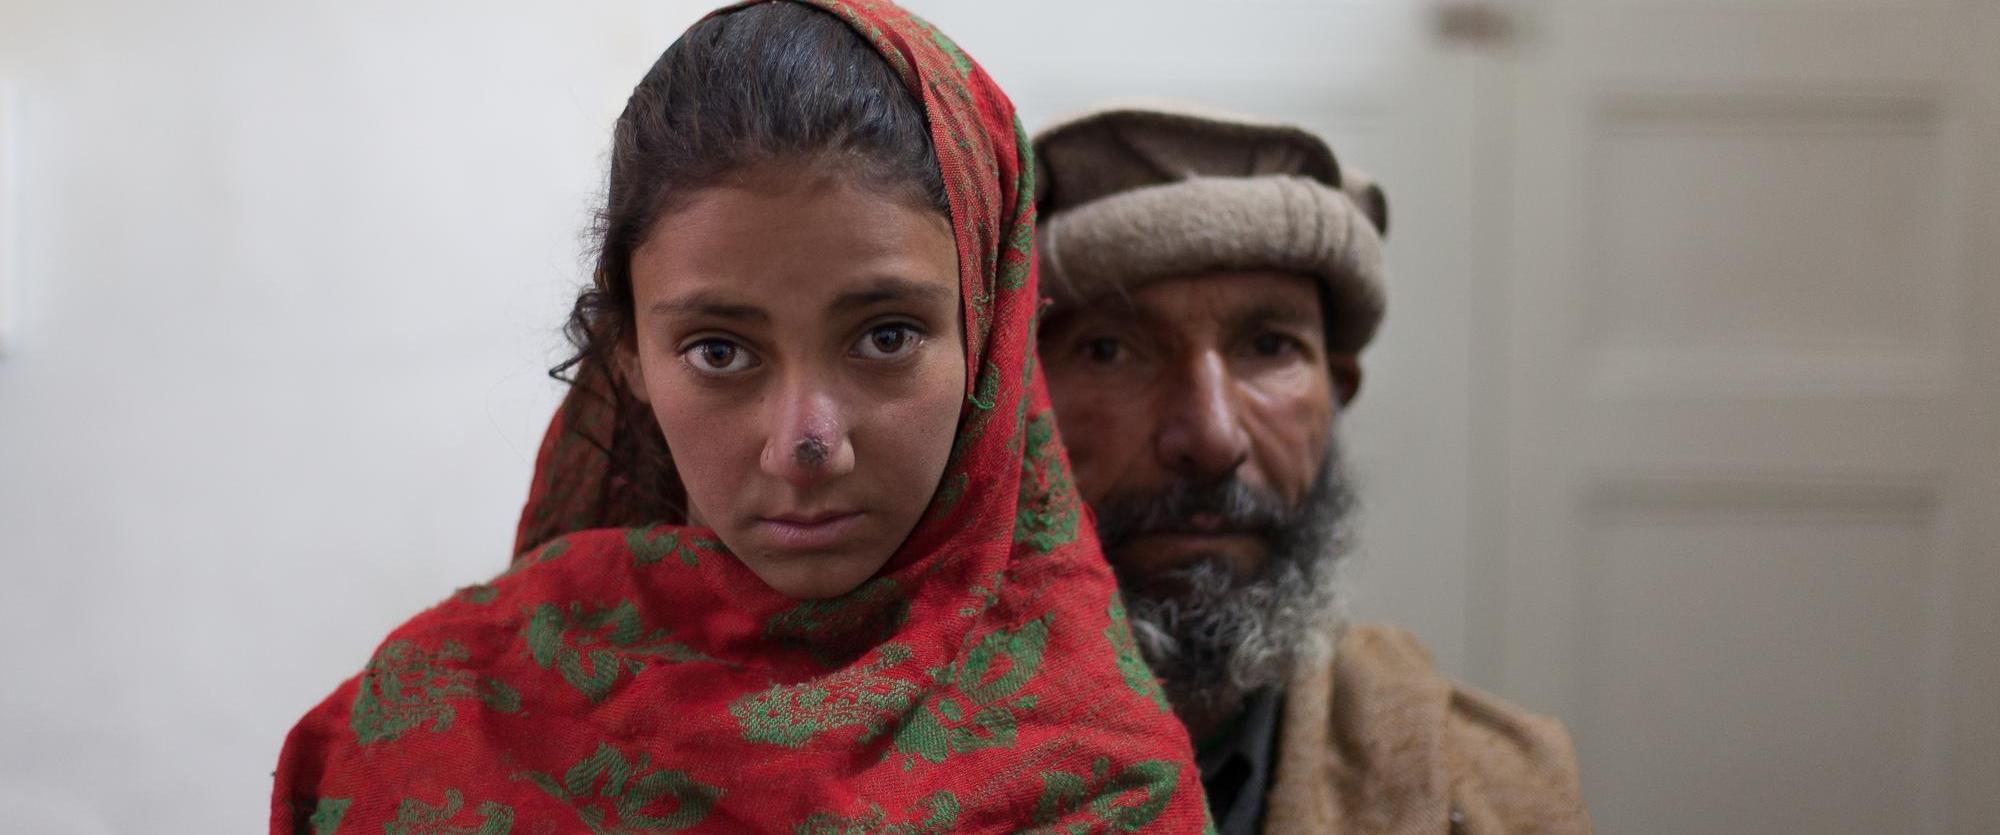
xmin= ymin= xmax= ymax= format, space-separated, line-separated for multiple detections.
xmin=1033 ymin=106 xmax=1592 ymax=834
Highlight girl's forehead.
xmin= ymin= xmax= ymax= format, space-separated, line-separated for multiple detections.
xmin=631 ymin=176 xmax=960 ymax=324
xmin=641 ymin=169 xmax=950 ymax=264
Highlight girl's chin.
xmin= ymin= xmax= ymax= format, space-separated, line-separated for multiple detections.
xmin=739 ymin=549 xmax=890 ymax=600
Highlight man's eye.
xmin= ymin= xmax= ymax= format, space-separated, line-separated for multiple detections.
xmin=680 ymin=339 xmax=756 ymax=375
xmin=1082 ymin=336 xmax=1124 ymax=364
xmin=854 ymin=323 xmax=923 ymax=360
xmin=1249 ymin=332 xmax=1299 ymax=358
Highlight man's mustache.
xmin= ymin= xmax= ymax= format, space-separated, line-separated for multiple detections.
xmin=1092 ymin=478 xmax=1296 ymax=550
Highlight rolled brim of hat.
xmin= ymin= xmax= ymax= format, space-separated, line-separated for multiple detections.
xmin=1038 ymin=173 xmax=1387 ymax=355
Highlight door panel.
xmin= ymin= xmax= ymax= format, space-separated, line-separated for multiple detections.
xmin=1489 ymin=1 xmax=1995 ymax=832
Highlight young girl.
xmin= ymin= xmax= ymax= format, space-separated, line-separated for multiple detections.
xmin=272 ymin=1 xmax=1211 ymax=831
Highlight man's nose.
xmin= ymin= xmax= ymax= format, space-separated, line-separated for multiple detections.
xmin=1155 ymin=351 xmax=1251 ymax=480
xmin=760 ymin=373 xmax=856 ymax=489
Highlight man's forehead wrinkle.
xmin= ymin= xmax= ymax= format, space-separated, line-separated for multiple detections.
xmin=1075 ymin=285 xmax=1230 ymax=341
xmin=1064 ymin=290 xmax=1169 ymax=336
xmin=1238 ymin=300 xmax=1321 ymax=331
xmin=1199 ymin=286 xmax=1321 ymax=329
xmin=1080 ymin=284 xmax=1143 ymax=319
xmin=1141 ymin=273 xmax=1321 ymax=322
xmin=1056 ymin=275 xmax=1326 ymax=357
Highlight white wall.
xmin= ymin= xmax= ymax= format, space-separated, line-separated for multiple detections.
xmin=0 ymin=3 xmax=689 ymax=830
xmin=0 ymin=2 xmax=1453 ymax=830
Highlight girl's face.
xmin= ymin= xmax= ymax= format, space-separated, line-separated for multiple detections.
xmin=623 ymin=164 xmax=965 ymax=599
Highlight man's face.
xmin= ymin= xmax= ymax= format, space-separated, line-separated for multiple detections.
xmin=1040 ymin=270 xmax=1362 ymax=719
xmin=1039 ymin=271 xmax=1349 ymax=590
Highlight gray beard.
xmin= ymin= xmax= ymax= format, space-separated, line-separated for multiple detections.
xmin=1099 ymin=448 xmax=1356 ymax=719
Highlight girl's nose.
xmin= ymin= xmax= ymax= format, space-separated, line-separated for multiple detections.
xmin=760 ymin=380 xmax=856 ymax=488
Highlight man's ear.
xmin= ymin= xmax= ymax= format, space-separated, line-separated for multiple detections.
xmin=617 ymin=331 xmax=651 ymax=405
xmin=1329 ymin=354 xmax=1362 ymax=408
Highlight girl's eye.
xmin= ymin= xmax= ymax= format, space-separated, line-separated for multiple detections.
xmin=854 ymin=323 xmax=923 ymax=360
xmin=680 ymin=339 xmax=757 ymax=375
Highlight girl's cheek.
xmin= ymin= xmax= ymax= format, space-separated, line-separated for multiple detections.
xmin=653 ymin=388 xmax=752 ymax=500
xmin=895 ymin=351 xmax=964 ymax=460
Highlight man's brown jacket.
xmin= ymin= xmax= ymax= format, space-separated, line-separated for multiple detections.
xmin=1263 ymin=625 xmax=1592 ymax=834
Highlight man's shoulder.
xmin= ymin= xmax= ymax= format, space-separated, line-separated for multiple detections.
xmin=1280 ymin=622 xmax=1592 ymax=833
xmin=1334 ymin=623 xmax=1564 ymax=735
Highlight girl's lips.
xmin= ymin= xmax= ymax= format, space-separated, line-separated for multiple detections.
xmin=755 ymin=512 xmax=864 ymax=552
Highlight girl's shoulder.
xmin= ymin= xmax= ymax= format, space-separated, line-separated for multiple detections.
xmin=272 ymin=526 xmax=723 ymax=829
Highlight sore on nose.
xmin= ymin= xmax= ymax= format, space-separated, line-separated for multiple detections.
xmin=761 ymin=378 xmax=855 ymax=487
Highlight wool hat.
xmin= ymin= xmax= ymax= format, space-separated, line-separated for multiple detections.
xmin=1033 ymin=104 xmax=1390 ymax=354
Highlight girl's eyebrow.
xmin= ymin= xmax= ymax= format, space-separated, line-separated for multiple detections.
xmin=649 ymin=278 xmax=949 ymax=321
xmin=649 ymin=293 xmax=768 ymax=322
xmin=829 ymin=277 xmax=953 ymax=314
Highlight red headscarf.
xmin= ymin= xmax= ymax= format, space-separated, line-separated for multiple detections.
xmin=271 ymin=1 xmax=1211 ymax=832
